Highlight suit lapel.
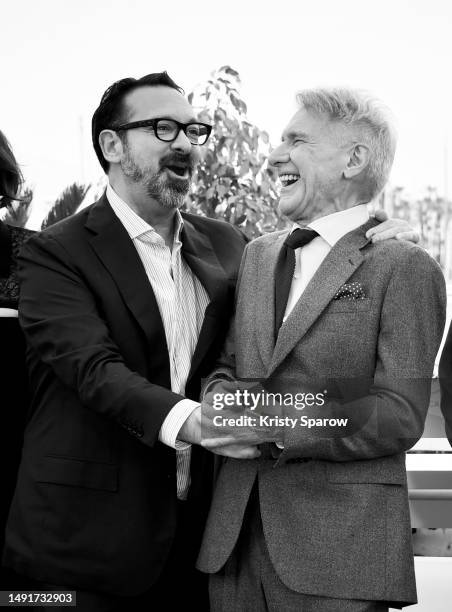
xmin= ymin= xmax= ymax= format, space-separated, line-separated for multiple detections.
xmin=85 ymin=195 xmax=167 ymax=349
xmin=180 ymin=216 xmax=229 ymax=382
xmin=268 ymin=220 xmax=376 ymax=376
xmin=255 ymin=232 xmax=287 ymax=370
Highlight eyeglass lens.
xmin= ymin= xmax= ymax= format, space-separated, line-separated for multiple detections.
xmin=155 ymin=120 xmax=209 ymax=145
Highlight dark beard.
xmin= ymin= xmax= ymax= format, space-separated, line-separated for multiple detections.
xmin=144 ymin=171 xmax=188 ymax=209
xmin=121 ymin=148 xmax=193 ymax=209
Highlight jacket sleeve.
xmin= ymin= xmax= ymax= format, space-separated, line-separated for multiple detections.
xmin=277 ymin=247 xmax=447 ymax=464
xmin=18 ymin=231 xmax=185 ymax=448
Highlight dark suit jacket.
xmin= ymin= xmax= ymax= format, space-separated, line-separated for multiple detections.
xmin=439 ymin=322 xmax=452 ymax=445
xmin=3 ymin=195 xmax=246 ymax=596
xmin=197 ymin=220 xmax=446 ymax=606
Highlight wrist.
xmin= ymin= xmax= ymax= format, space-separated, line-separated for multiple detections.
xmin=178 ymin=407 xmax=202 ymax=445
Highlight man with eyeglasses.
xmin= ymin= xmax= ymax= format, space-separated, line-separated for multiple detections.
xmin=3 ymin=72 xmax=418 ymax=611
xmin=4 ymin=71 xmax=244 ymax=611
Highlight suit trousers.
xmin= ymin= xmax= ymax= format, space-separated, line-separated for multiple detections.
xmin=29 ymin=500 xmax=209 ymax=612
xmin=209 ymin=485 xmax=389 ymax=612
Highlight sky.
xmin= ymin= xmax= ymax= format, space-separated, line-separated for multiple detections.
xmin=1 ymin=0 xmax=452 ymax=228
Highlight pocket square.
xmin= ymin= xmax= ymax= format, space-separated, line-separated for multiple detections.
xmin=333 ymin=281 xmax=366 ymax=300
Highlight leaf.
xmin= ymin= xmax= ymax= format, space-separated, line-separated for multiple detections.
xmin=216 ymin=185 xmax=228 ymax=198
xmin=41 ymin=183 xmax=90 ymax=229
xmin=222 ymin=66 xmax=241 ymax=80
xmin=215 ymin=202 xmax=228 ymax=215
xmin=230 ymin=93 xmax=246 ymax=115
xmin=3 ymin=200 xmax=32 ymax=228
xmin=261 ymin=131 xmax=270 ymax=144
xmin=205 ymin=187 xmax=215 ymax=200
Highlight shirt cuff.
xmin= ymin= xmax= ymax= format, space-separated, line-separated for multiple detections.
xmin=0 ymin=308 xmax=19 ymax=318
xmin=159 ymin=399 xmax=200 ymax=450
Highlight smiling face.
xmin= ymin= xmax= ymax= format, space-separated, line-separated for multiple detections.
xmin=269 ymin=107 xmax=352 ymax=223
xmin=118 ymin=86 xmax=200 ymax=208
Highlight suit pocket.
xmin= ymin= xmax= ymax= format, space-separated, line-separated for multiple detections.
xmin=36 ymin=455 xmax=118 ymax=491
xmin=324 ymin=297 xmax=372 ymax=313
xmin=326 ymin=456 xmax=407 ymax=485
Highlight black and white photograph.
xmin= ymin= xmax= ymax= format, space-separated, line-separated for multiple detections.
xmin=1 ymin=1 xmax=451 ymax=610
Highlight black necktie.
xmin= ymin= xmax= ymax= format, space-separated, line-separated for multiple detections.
xmin=274 ymin=228 xmax=318 ymax=332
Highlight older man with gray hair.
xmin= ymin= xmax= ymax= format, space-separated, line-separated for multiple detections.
xmin=196 ymin=88 xmax=447 ymax=611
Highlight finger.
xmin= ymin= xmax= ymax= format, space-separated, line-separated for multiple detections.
xmin=201 ymin=436 xmax=236 ymax=448
xmin=214 ymin=445 xmax=261 ymax=459
xmin=395 ymin=231 xmax=420 ymax=243
xmin=366 ymin=219 xmax=406 ymax=239
xmin=201 ymin=438 xmax=261 ymax=458
xmin=201 ymin=436 xmax=260 ymax=449
xmin=368 ymin=227 xmax=404 ymax=242
xmin=251 ymin=426 xmax=282 ymax=442
xmin=372 ymin=209 xmax=388 ymax=222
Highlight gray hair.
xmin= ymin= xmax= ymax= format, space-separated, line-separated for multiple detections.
xmin=296 ymin=88 xmax=397 ymax=199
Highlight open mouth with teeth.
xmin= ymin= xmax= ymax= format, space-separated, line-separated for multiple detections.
xmin=279 ymin=173 xmax=301 ymax=188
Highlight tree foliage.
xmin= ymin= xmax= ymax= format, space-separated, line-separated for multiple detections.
xmin=386 ymin=185 xmax=452 ymax=267
xmin=41 ymin=183 xmax=90 ymax=229
xmin=2 ymin=185 xmax=34 ymax=228
xmin=185 ymin=66 xmax=286 ymax=238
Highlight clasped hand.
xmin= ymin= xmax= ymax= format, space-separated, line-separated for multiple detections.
xmin=179 ymin=380 xmax=283 ymax=459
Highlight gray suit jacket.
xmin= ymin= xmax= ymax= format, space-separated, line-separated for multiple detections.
xmin=197 ymin=219 xmax=446 ymax=606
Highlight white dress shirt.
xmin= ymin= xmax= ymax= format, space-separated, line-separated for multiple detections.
xmin=0 ymin=308 xmax=18 ymax=317
xmin=107 ymin=184 xmax=210 ymax=499
xmin=283 ymin=204 xmax=370 ymax=323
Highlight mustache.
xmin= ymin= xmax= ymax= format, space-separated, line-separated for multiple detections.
xmin=159 ymin=152 xmax=197 ymax=173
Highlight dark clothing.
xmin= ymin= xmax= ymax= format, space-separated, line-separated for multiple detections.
xmin=3 ymin=196 xmax=246 ymax=597
xmin=29 ymin=502 xmax=209 ymax=611
xmin=439 ymin=322 xmax=452 ymax=445
xmin=0 ymin=221 xmax=33 ymax=589
xmin=0 ymin=222 xmax=34 ymax=309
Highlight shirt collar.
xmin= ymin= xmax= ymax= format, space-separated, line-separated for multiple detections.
xmin=106 ymin=183 xmax=184 ymax=244
xmin=292 ymin=204 xmax=370 ymax=247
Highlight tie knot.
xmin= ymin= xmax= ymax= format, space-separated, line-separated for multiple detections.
xmin=284 ymin=228 xmax=318 ymax=250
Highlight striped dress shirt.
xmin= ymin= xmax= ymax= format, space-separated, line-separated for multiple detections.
xmin=107 ymin=184 xmax=209 ymax=500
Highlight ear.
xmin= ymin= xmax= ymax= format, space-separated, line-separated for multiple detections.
xmin=98 ymin=129 xmax=124 ymax=166
xmin=343 ymin=143 xmax=370 ymax=179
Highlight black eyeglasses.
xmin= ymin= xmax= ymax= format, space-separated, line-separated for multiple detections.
xmin=111 ymin=118 xmax=212 ymax=145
